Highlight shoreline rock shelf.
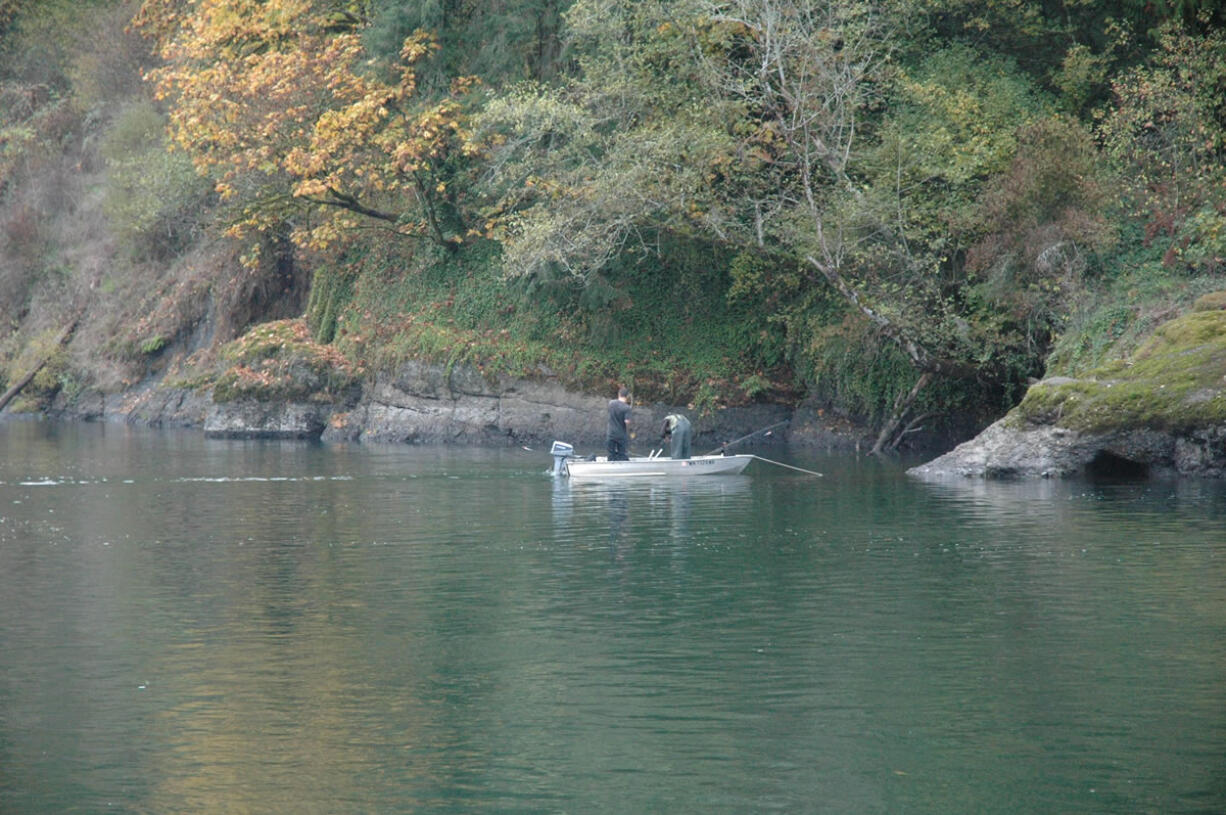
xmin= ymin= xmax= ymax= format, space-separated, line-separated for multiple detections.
xmin=911 ymin=296 xmax=1226 ymax=480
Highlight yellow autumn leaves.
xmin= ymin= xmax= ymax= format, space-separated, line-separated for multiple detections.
xmin=138 ymin=0 xmax=477 ymax=258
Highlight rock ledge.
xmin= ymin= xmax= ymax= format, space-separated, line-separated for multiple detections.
xmin=910 ymin=414 xmax=1226 ymax=480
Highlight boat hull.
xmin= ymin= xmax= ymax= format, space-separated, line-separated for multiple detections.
xmin=563 ymin=454 xmax=752 ymax=478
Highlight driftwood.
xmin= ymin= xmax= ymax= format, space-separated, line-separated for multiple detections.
xmin=0 ymin=313 xmax=81 ymax=413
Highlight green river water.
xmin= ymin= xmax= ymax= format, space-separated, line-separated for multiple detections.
xmin=1 ymin=419 xmax=1223 ymax=814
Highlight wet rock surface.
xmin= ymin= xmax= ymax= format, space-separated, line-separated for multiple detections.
xmin=909 ymin=412 xmax=1226 ymax=480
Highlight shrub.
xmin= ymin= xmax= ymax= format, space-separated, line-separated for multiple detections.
xmin=100 ymin=101 xmax=212 ymax=261
xmin=212 ymin=319 xmax=362 ymax=403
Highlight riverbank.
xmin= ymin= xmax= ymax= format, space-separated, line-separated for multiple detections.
xmin=41 ymin=356 xmax=869 ymax=453
xmin=26 ymin=290 xmax=1226 ymax=481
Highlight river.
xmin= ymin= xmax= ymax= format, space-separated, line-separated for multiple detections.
xmin=1 ymin=419 xmax=1223 ymax=814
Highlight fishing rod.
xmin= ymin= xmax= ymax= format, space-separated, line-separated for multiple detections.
xmin=747 ymin=455 xmax=823 ymax=478
xmin=706 ymin=419 xmax=791 ymax=456
xmin=709 ymin=420 xmax=823 ymax=477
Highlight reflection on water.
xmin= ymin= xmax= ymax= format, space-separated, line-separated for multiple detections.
xmin=551 ymin=475 xmax=753 ymax=553
xmin=1 ymin=420 xmax=1224 ymax=814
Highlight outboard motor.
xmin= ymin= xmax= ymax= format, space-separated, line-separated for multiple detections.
xmin=550 ymin=441 xmax=575 ymax=476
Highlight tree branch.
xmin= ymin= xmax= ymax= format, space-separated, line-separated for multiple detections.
xmin=804 ymin=254 xmax=973 ymax=379
xmin=313 ymin=188 xmax=399 ymax=223
xmin=870 ymin=370 xmax=932 ymax=456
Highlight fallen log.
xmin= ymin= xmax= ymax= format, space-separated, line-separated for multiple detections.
xmin=0 ymin=313 xmax=81 ymax=413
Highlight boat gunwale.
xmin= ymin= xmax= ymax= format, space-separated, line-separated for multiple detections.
xmin=562 ymin=453 xmax=753 ymax=478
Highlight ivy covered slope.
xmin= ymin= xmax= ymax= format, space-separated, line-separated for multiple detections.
xmin=1 ymin=1 xmax=1225 ymax=459
xmin=212 ymin=320 xmax=362 ymax=406
xmin=310 ymin=238 xmax=795 ymax=410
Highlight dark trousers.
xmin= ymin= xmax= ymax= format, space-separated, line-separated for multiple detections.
xmin=669 ymin=429 xmax=692 ymax=459
xmin=607 ymin=439 xmax=629 ymax=461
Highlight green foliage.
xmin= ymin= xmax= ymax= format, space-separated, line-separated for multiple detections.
xmin=581 ymin=236 xmax=795 ymax=405
xmin=0 ymin=81 xmax=73 ymax=194
xmin=475 ymin=0 xmax=742 ymax=285
xmin=305 ymin=262 xmax=357 ymax=344
xmin=892 ymin=45 xmax=1049 ymax=187
xmin=1097 ymin=23 xmax=1226 ymax=275
xmin=139 ymin=335 xmax=166 ymax=355
xmin=100 ymin=101 xmax=212 ymax=261
xmin=1044 ymin=259 xmax=1226 ymax=376
xmin=1047 ymin=303 xmax=1136 ymax=376
xmin=971 ymin=116 xmax=1109 ymax=238
xmin=804 ymin=42 xmax=1062 ymax=412
xmin=1147 ymin=0 xmax=1226 ymax=29
xmin=1 ymin=323 xmax=70 ymax=409
xmin=1178 ymin=207 xmax=1226 ymax=273
xmin=869 ymin=42 xmax=1054 ymax=260
xmin=0 ymin=0 xmax=20 ymax=42
xmin=365 ymin=0 xmax=569 ymax=88
xmin=1192 ymin=291 xmax=1226 ymax=312
xmin=804 ymin=318 xmax=917 ymax=426
xmin=1 ymin=0 xmax=85 ymax=87
xmin=1 ymin=0 xmax=141 ymax=108
xmin=27 ymin=346 xmax=67 ymax=400
xmin=961 ymin=115 xmax=1116 ymax=357
xmin=324 ymin=234 xmax=794 ymax=408
xmin=909 ymin=0 xmax=1200 ymax=95
xmin=1052 ymin=42 xmax=1112 ymax=115
xmin=64 ymin=2 xmax=148 ymax=113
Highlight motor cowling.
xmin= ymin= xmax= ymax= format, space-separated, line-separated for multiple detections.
xmin=549 ymin=441 xmax=575 ymax=476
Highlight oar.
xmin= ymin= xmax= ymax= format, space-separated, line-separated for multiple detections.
xmin=706 ymin=419 xmax=791 ymax=456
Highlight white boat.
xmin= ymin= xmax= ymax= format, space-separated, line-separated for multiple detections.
xmin=550 ymin=441 xmax=752 ymax=478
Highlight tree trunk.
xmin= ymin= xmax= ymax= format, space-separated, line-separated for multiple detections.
xmin=870 ymin=370 xmax=933 ymax=456
xmin=891 ymin=411 xmax=936 ymax=453
xmin=800 ymin=255 xmax=972 ymax=456
xmin=804 ymin=254 xmax=976 ymax=379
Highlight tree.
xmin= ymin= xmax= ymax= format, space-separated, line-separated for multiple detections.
xmin=482 ymin=0 xmax=1077 ymax=451
xmin=138 ymin=0 xmax=479 ymax=261
xmin=364 ymin=0 xmax=570 ymax=88
xmin=1098 ymin=22 xmax=1226 ymax=274
xmin=674 ymin=0 xmax=985 ymax=451
xmin=481 ymin=0 xmax=937 ymax=447
xmin=476 ymin=0 xmax=741 ymax=285
xmin=700 ymin=2 xmax=1121 ymax=450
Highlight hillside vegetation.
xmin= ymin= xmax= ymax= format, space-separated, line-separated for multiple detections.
xmin=1 ymin=0 xmax=1224 ymax=451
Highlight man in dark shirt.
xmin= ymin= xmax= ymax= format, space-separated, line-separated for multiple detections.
xmin=606 ymin=386 xmax=632 ymax=461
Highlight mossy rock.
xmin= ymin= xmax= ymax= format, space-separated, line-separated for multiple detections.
xmin=1192 ymin=290 xmax=1226 ymax=312
xmin=1013 ymin=308 xmax=1226 ymax=433
xmin=212 ymin=319 xmax=362 ymax=404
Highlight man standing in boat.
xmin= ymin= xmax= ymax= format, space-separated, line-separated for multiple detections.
xmin=661 ymin=413 xmax=692 ymax=459
xmin=606 ymin=386 xmax=632 ymax=461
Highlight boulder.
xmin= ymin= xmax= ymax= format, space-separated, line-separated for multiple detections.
xmin=204 ymin=400 xmax=330 ymax=439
